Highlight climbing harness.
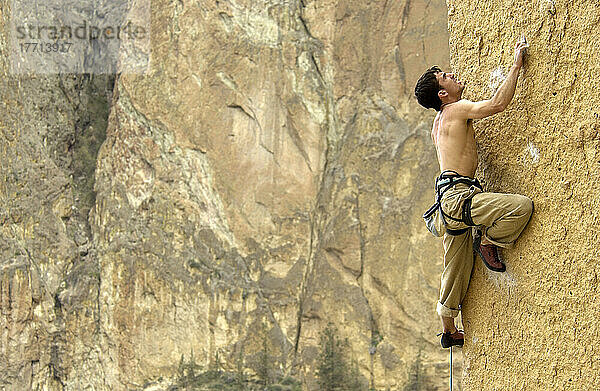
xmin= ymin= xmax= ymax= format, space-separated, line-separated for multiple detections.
xmin=423 ymin=170 xmax=483 ymax=237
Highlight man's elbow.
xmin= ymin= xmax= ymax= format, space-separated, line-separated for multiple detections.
xmin=493 ymin=103 xmax=507 ymax=114
xmin=488 ymin=101 xmax=506 ymax=115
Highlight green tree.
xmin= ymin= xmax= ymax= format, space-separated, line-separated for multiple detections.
xmin=177 ymin=354 xmax=186 ymax=385
xmin=404 ymin=337 xmax=425 ymax=391
xmin=347 ymin=359 xmax=365 ymax=391
xmin=316 ymin=322 xmax=365 ymax=391
xmin=175 ymin=350 xmax=202 ymax=388
xmin=258 ymin=323 xmax=272 ymax=385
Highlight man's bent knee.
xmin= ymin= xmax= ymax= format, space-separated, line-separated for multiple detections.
xmin=437 ymin=302 xmax=460 ymax=318
xmin=517 ymin=195 xmax=533 ymax=218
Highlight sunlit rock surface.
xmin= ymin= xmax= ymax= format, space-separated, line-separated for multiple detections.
xmin=447 ymin=0 xmax=600 ymax=390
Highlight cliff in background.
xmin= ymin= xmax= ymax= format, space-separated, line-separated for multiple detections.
xmin=447 ymin=0 xmax=600 ymax=389
xmin=0 ymin=2 xmax=114 ymax=387
xmin=0 ymin=0 xmax=456 ymax=389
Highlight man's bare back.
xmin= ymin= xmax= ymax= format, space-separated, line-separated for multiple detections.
xmin=431 ymin=102 xmax=478 ymax=178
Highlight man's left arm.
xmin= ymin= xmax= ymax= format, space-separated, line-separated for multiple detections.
xmin=454 ymin=38 xmax=528 ymax=120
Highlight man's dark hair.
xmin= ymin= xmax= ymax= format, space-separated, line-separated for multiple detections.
xmin=414 ymin=66 xmax=443 ymax=111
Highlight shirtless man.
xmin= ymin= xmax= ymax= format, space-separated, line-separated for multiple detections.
xmin=414 ymin=39 xmax=533 ymax=348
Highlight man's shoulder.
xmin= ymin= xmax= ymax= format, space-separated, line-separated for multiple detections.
xmin=449 ymin=98 xmax=503 ymax=120
xmin=449 ymin=99 xmax=476 ymax=110
xmin=443 ymin=100 xmax=473 ymax=120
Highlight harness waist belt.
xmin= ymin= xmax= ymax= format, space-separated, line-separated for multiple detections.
xmin=435 ymin=171 xmax=482 ymax=194
xmin=434 ymin=171 xmax=483 ymax=234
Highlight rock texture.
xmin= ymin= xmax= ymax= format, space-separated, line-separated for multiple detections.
xmin=1 ymin=0 xmax=456 ymax=389
xmin=0 ymin=0 xmax=115 ymax=387
xmin=446 ymin=0 xmax=600 ymax=390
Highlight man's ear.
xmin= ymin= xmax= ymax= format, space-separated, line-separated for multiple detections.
xmin=438 ymin=89 xmax=448 ymax=99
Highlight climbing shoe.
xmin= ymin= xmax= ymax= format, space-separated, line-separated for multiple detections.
xmin=439 ymin=330 xmax=464 ymax=349
xmin=473 ymin=231 xmax=506 ymax=272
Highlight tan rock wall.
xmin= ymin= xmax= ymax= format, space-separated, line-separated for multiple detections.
xmin=446 ymin=1 xmax=600 ymax=389
xmin=92 ymin=0 xmax=457 ymax=389
xmin=0 ymin=1 xmax=115 ymax=388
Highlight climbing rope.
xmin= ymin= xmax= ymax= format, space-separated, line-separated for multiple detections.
xmin=450 ymin=346 xmax=453 ymax=391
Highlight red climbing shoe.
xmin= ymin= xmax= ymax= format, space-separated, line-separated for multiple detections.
xmin=439 ymin=330 xmax=464 ymax=349
xmin=474 ymin=231 xmax=506 ymax=272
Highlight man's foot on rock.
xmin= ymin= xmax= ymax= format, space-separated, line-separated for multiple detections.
xmin=474 ymin=231 xmax=506 ymax=272
xmin=439 ymin=330 xmax=464 ymax=349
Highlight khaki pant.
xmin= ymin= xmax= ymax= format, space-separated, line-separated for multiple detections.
xmin=436 ymin=182 xmax=533 ymax=318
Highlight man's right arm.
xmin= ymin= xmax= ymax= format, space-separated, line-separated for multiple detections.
xmin=455 ymin=39 xmax=528 ymax=120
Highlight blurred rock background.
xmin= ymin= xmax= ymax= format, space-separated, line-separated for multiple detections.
xmin=0 ymin=0 xmax=456 ymax=389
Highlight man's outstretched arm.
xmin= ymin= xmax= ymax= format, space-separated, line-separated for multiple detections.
xmin=456 ymin=39 xmax=529 ymax=120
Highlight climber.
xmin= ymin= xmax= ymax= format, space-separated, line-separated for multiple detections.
xmin=413 ymin=38 xmax=533 ymax=349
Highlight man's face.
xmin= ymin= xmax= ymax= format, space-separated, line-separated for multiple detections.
xmin=436 ymin=71 xmax=465 ymax=99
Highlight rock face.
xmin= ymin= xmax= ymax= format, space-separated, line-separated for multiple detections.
xmin=1 ymin=0 xmax=456 ymax=389
xmin=0 ymin=0 xmax=115 ymax=387
xmin=446 ymin=1 xmax=600 ymax=390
